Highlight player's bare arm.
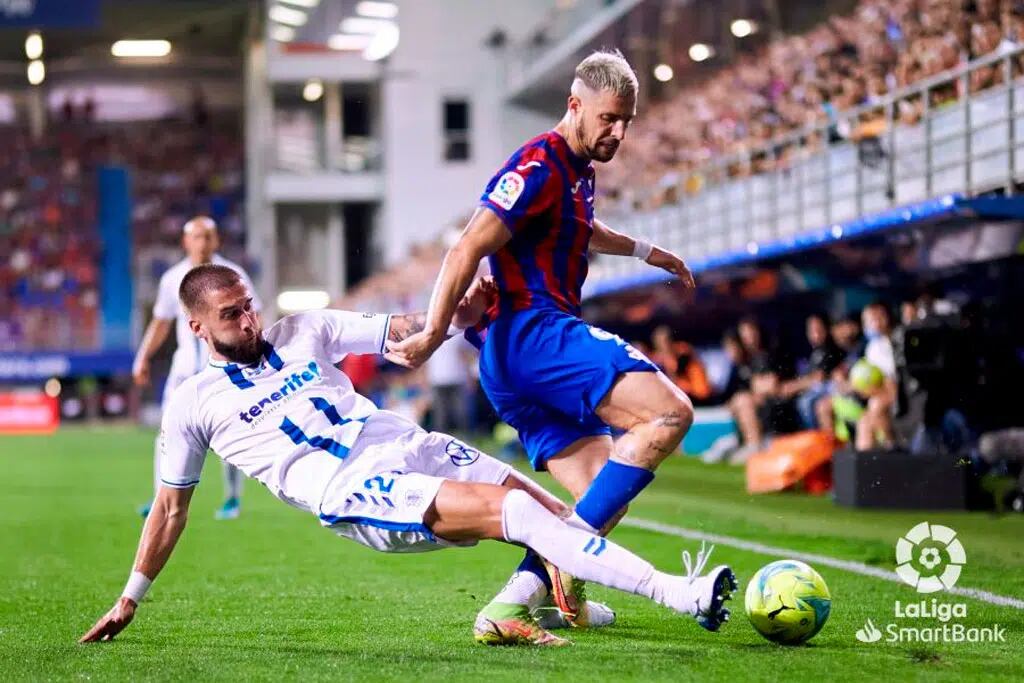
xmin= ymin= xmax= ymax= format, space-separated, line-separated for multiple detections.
xmin=385 ymin=276 xmax=497 ymax=366
xmin=591 ymin=218 xmax=695 ymax=288
xmin=79 ymin=485 xmax=194 ymax=643
xmin=132 ymin=317 xmax=174 ymax=387
xmin=385 ymin=213 xmax=508 ymax=367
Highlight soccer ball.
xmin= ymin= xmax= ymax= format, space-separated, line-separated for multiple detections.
xmin=745 ymin=560 xmax=831 ymax=645
xmin=849 ymin=359 xmax=884 ymax=396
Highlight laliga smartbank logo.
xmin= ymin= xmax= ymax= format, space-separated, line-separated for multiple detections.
xmin=895 ymin=521 xmax=965 ymax=593
xmin=854 ymin=522 xmax=1005 ymax=644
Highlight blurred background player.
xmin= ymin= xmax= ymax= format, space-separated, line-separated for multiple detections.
xmin=132 ymin=216 xmax=262 ymax=519
xmin=386 ymin=50 xmax=702 ymax=638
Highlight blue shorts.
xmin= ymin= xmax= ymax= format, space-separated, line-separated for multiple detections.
xmin=478 ymin=308 xmax=658 ymax=470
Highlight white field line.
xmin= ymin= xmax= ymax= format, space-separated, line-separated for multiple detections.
xmin=622 ymin=517 xmax=1024 ymax=611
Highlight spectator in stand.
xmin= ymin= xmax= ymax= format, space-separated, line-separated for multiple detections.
xmin=811 ymin=313 xmax=866 ymax=438
xmin=831 ymin=313 xmax=866 ymax=374
xmin=791 ymin=313 xmax=845 ymax=430
xmin=713 ymin=318 xmax=799 ymax=464
xmin=595 ymin=0 xmax=1016 ymax=213
xmin=855 ymin=302 xmax=898 ymax=450
xmin=743 ymin=318 xmax=802 ymax=449
xmin=702 ymin=330 xmax=754 ymax=463
xmin=648 ymin=324 xmax=712 ymax=405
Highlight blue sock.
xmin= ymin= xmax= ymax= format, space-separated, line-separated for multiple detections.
xmin=517 ymin=551 xmax=552 ymax=590
xmin=574 ymin=460 xmax=654 ymax=530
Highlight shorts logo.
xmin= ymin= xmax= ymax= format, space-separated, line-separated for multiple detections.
xmin=445 ymin=440 xmax=480 ymax=467
xmin=488 ymin=171 xmax=525 ymax=210
xmin=404 ymin=490 xmax=424 ymax=508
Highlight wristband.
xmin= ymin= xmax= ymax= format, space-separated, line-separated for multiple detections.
xmin=122 ymin=571 xmax=152 ymax=604
xmin=632 ymin=238 xmax=654 ymax=261
xmin=446 ymin=323 xmax=464 ymax=337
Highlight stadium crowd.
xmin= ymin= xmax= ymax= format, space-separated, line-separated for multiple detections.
xmin=598 ymin=0 xmax=1024 ymax=212
xmin=0 ymin=123 xmax=101 ymax=351
xmin=0 ymin=103 xmax=246 ymax=352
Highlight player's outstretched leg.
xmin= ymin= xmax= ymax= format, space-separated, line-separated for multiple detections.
xmin=470 ymin=472 xmax=574 ymax=646
xmin=548 ymin=371 xmax=693 ymax=625
xmin=426 ymin=481 xmax=736 ymax=646
xmin=479 ymin=462 xmax=617 ymax=632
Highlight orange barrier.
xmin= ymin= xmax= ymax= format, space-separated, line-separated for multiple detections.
xmin=745 ymin=430 xmax=835 ymax=495
xmin=0 ymin=392 xmax=60 ymax=434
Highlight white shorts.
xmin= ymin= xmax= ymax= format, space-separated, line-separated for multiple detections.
xmin=317 ymin=411 xmax=512 ymax=553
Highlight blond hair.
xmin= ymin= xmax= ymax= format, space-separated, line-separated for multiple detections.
xmin=573 ymin=49 xmax=639 ymax=99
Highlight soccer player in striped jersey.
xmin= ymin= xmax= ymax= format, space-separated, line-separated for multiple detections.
xmin=79 ymin=265 xmax=735 ymax=647
xmin=387 ymin=50 xmax=734 ymax=644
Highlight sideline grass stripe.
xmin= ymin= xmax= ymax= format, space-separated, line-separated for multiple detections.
xmin=623 ymin=516 xmax=1024 ymax=611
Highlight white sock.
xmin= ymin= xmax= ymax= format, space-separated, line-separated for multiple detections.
xmin=635 ymin=571 xmax=694 ymax=613
xmin=501 ymin=489 xmax=684 ymax=608
xmin=223 ymin=462 xmax=242 ymax=501
xmin=491 ymin=571 xmax=548 ymax=608
xmin=566 ymin=511 xmax=598 ymax=533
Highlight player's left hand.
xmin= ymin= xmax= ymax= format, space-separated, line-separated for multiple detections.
xmin=646 ymin=247 xmax=696 ymax=289
xmin=79 ymin=597 xmax=136 ymax=643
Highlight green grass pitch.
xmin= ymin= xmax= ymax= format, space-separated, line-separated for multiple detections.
xmin=2 ymin=426 xmax=1023 ymax=681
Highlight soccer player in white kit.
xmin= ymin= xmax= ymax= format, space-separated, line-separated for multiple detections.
xmin=80 ymin=264 xmax=735 ymax=647
xmin=132 ymin=216 xmax=261 ymax=520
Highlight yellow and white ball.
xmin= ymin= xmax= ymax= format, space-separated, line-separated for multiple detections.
xmin=745 ymin=560 xmax=831 ymax=644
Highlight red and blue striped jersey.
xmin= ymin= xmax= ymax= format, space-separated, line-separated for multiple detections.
xmin=479 ymin=130 xmax=595 ymax=319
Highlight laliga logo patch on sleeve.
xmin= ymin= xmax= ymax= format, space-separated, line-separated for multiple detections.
xmin=488 ymin=171 xmax=526 ymax=210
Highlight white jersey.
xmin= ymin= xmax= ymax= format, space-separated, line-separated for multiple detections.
xmin=159 ymin=310 xmax=391 ymax=516
xmin=865 ymin=335 xmax=897 ymax=379
xmin=152 ymin=255 xmax=262 ymax=376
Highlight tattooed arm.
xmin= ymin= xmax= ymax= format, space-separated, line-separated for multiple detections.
xmin=388 ymin=312 xmax=428 ymax=344
xmin=384 ymin=276 xmax=496 ymax=365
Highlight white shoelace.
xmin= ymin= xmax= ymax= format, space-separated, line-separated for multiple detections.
xmin=682 ymin=540 xmax=715 ymax=582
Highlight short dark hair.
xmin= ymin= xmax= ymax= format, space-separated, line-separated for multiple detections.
xmin=179 ymin=264 xmax=242 ymax=313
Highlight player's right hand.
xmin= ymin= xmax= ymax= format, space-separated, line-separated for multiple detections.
xmin=79 ymin=597 xmax=137 ymax=643
xmin=132 ymin=359 xmax=151 ymax=387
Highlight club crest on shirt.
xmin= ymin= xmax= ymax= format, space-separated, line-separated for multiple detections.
xmin=488 ymin=171 xmax=526 ymax=210
xmin=445 ymin=440 xmax=480 ymax=466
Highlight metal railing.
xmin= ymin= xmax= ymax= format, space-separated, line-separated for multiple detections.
xmin=586 ymin=44 xmax=1024 ymax=293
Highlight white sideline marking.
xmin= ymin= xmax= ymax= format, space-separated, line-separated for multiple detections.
xmin=623 ymin=517 xmax=1024 ymax=611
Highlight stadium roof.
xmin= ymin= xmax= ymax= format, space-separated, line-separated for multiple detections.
xmin=0 ymin=0 xmax=248 ymax=84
